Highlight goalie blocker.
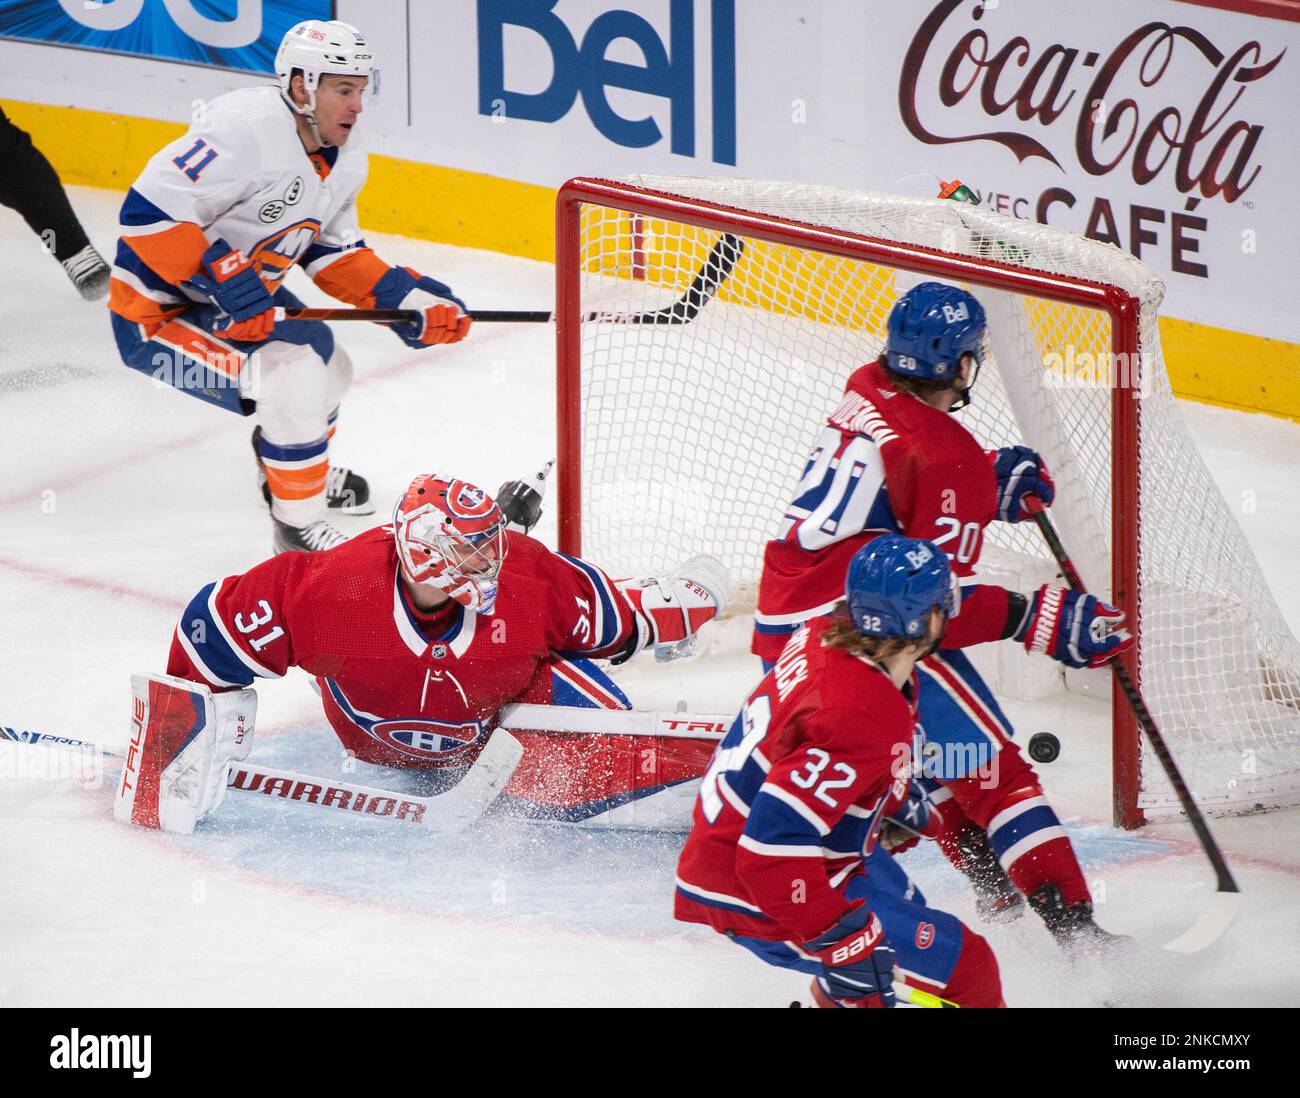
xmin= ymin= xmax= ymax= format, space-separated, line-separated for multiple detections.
xmin=116 ymin=673 xmax=255 ymax=833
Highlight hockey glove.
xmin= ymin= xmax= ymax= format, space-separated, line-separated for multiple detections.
xmin=879 ymin=777 xmax=943 ymax=855
xmin=183 ymin=239 xmax=277 ymax=342
xmin=992 ymin=445 xmax=1055 ymax=523
xmin=805 ymin=901 xmax=897 ymax=1008
xmin=612 ymin=554 xmax=728 ymax=664
xmin=372 ymin=266 xmax=471 ymax=348
xmin=497 ymin=462 xmax=553 ymax=534
xmin=115 ymin=673 xmax=256 ymax=833
xmin=1015 ymin=584 xmax=1133 ymax=669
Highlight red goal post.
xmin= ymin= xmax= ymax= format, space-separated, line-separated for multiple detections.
xmin=552 ymin=175 xmax=1299 ymax=829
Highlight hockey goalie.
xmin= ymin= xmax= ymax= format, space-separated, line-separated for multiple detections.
xmin=114 ymin=473 xmax=727 ymax=834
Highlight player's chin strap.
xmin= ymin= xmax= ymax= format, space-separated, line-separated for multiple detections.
xmin=947 ymin=358 xmax=980 ymax=412
xmin=281 ymin=90 xmax=331 ymax=150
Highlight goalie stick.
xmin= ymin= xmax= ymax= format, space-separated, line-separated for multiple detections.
xmin=0 ymin=725 xmax=522 ymax=834
xmin=275 ymin=231 xmax=746 ymax=327
xmin=497 ymin=703 xmax=729 ymax=740
xmin=1022 ymin=496 xmax=1242 ymax=954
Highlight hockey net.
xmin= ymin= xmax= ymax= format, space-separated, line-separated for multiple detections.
xmin=554 ymin=175 xmax=1300 ymax=826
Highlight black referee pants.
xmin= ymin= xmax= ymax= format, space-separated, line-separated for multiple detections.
xmin=0 ymin=104 xmax=92 ymax=262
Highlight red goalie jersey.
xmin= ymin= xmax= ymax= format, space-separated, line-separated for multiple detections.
xmin=753 ymin=358 xmax=1009 ymax=664
xmin=166 ymin=526 xmax=638 ymax=770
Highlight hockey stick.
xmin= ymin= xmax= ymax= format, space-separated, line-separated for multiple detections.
xmin=498 ymin=703 xmax=729 ymax=740
xmin=1022 ymin=496 xmax=1242 ymax=953
xmin=895 ymin=983 xmax=958 ymax=1009
xmin=0 ymin=725 xmax=522 ymax=835
xmin=276 ymin=231 xmax=745 ymax=327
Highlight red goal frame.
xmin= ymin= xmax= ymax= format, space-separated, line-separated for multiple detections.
xmin=553 ymin=176 xmax=1149 ymax=829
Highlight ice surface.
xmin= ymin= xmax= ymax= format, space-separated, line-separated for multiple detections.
xmin=1 ymin=188 xmax=1297 ymax=1007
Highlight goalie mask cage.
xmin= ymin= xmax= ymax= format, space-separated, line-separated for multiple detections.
xmin=554 ymin=175 xmax=1300 ymax=829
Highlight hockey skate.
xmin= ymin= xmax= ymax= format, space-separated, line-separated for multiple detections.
xmin=271 ymin=516 xmax=349 ymax=555
xmin=1027 ymin=883 xmax=1130 ymax=959
xmin=251 ymin=426 xmax=374 ymax=515
xmin=955 ymin=826 xmax=1025 ymax=924
xmin=62 ymin=244 xmax=110 ymax=301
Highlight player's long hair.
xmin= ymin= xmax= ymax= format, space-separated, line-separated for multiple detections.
xmin=820 ymin=602 xmax=936 ymax=660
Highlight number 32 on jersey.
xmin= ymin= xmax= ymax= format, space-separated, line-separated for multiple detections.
xmin=699 ymin=696 xmax=857 ymax=823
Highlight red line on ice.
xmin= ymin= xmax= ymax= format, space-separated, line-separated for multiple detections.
xmin=0 ymin=554 xmax=184 ymax=611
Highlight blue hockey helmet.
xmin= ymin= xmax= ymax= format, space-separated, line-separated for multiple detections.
xmin=845 ymin=535 xmax=955 ymax=639
xmin=884 ymin=282 xmax=987 ymax=383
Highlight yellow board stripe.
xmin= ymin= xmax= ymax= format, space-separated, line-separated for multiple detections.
xmin=4 ymin=97 xmax=1295 ymax=423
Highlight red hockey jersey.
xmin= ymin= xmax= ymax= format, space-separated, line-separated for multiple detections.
xmin=675 ymin=617 xmax=916 ymax=942
xmin=166 ymin=527 xmax=637 ymax=769
xmin=753 ymin=358 xmax=1007 ymax=663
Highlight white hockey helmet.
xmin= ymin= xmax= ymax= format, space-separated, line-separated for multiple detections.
xmin=275 ymin=19 xmax=375 ymax=138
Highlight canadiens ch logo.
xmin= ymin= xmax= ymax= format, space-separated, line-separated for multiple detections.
xmin=284 ymin=176 xmax=304 ymax=204
xmin=370 ymin=718 xmax=483 ymax=760
xmin=446 ymin=480 xmax=493 ymax=519
xmin=915 ymin=922 xmax=936 ymax=949
xmin=259 ymin=200 xmax=285 ymax=223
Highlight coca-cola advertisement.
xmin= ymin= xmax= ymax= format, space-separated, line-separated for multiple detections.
xmin=880 ymin=0 xmax=1297 ymax=342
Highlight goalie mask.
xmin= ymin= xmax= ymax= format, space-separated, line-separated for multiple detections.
xmin=392 ymin=474 xmax=508 ymax=615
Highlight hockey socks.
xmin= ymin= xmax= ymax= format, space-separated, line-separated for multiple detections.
xmin=944 ymin=745 xmax=1093 ymax=908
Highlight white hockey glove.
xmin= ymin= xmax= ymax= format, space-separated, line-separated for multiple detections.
xmin=613 ymin=554 xmax=729 ymax=664
xmin=115 ymin=673 xmax=256 ymax=833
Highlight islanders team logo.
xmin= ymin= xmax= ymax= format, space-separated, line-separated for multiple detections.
xmin=370 ymin=718 xmax=484 ymax=761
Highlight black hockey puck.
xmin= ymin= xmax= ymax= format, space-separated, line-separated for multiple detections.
xmin=1027 ymin=732 xmax=1061 ymax=763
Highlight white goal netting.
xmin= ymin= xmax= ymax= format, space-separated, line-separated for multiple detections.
xmin=569 ymin=174 xmax=1300 ymax=820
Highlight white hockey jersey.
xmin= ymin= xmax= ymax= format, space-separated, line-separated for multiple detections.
xmin=110 ymin=84 xmax=386 ymax=335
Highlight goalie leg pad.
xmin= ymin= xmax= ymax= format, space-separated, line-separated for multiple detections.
xmin=116 ymin=673 xmax=256 ymax=834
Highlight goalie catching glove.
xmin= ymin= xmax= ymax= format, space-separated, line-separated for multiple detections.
xmin=1014 ymin=584 xmax=1133 ymax=669
xmin=115 ymin=673 xmax=256 ymax=833
xmin=612 ymin=554 xmax=729 ymax=664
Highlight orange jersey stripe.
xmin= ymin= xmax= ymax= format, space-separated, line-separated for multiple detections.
xmin=122 ymin=221 xmax=210 ymax=286
xmin=310 ymin=246 xmax=389 ymax=307
xmin=264 ymin=462 xmax=329 ymax=500
xmin=109 ymin=277 xmax=186 ymax=334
